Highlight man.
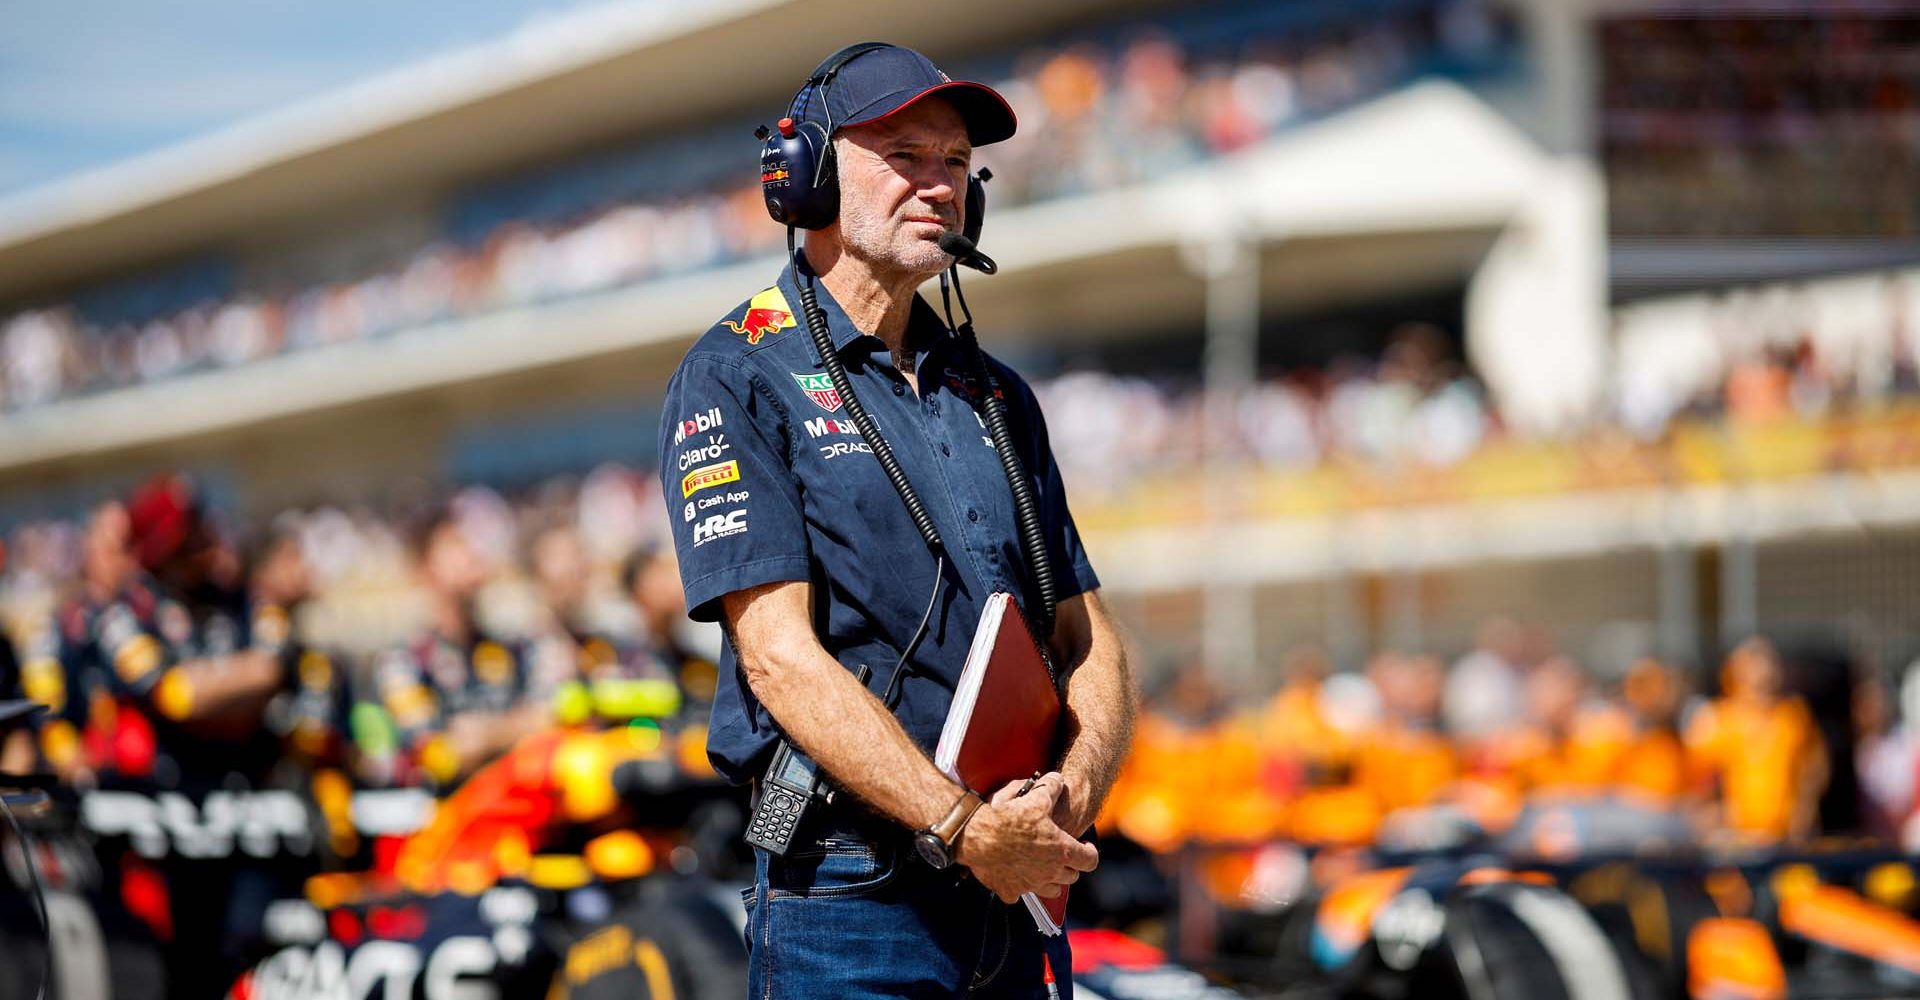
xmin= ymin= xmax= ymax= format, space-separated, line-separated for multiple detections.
xmin=659 ymin=43 xmax=1133 ymax=998
xmin=1685 ymin=636 xmax=1827 ymax=844
xmin=365 ymin=506 xmax=548 ymax=787
xmin=51 ymin=477 xmax=295 ymax=996
xmin=618 ymin=543 xmax=721 ymax=716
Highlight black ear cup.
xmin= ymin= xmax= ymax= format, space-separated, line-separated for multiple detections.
xmin=761 ymin=118 xmax=839 ymax=231
xmin=961 ymin=168 xmax=989 ymax=249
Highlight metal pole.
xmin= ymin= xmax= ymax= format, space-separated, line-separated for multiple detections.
xmin=1190 ymin=230 xmax=1261 ymax=692
xmin=1720 ymin=488 xmax=1758 ymax=645
xmin=1656 ymin=491 xmax=1698 ymax=664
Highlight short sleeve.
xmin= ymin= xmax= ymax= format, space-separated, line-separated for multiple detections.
xmin=659 ymin=355 xmax=811 ymax=622
xmin=91 ymin=600 xmax=171 ymax=701
xmin=1010 ymin=374 xmax=1101 ymax=599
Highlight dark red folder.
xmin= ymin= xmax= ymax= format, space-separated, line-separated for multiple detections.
xmin=935 ymin=592 xmax=1067 ymax=934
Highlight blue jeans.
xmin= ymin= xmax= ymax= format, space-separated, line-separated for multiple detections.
xmin=742 ymin=835 xmax=1074 ymax=999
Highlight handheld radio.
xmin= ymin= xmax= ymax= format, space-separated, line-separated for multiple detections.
xmin=745 ymin=665 xmax=869 ymax=854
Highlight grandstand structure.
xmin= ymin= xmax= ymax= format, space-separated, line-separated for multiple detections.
xmin=4 ymin=0 xmax=1920 ymax=682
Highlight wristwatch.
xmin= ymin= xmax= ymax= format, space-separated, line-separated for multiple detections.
xmin=914 ymin=787 xmax=985 ymax=869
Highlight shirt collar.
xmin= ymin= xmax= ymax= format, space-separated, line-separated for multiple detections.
xmin=778 ymin=255 xmax=955 ymax=366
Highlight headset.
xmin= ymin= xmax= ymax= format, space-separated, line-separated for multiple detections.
xmin=744 ymin=46 xmax=1059 ymax=855
xmin=757 ymin=42 xmax=993 ymax=271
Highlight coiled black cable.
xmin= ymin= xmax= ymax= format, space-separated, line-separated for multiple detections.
xmin=939 ymin=257 xmax=1058 ymax=642
xmin=789 ymin=230 xmax=946 ymax=710
xmin=791 ymin=229 xmax=943 ymax=554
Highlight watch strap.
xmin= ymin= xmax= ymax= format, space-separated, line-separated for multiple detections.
xmin=929 ymin=787 xmax=985 ymax=852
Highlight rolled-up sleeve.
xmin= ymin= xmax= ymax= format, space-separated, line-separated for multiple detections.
xmin=659 ymin=356 xmax=811 ymax=622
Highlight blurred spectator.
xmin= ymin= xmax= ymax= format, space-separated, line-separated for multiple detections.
xmin=0 ymin=0 xmax=1509 ymax=414
xmin=1444 ymin=616 xmax=1526 ymax=746
xmin=1854 ymin=668 xmax=1916 ymax=840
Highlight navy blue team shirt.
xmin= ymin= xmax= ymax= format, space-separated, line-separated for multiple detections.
xmin=658 ymin=254 xmax=1100 ymax=783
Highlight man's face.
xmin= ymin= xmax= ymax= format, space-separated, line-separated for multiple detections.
xmin=632 ymin=548 xmax=685 ymax=624
xmin=422 ymin=523 xmax=488 ymax=601
xmin=831 ymin=98 xmax=972 ymax=278
xmin=255 ymin=537 xmax=313 ymax=607
xmin=532 ymin=527 xmax=589 ymax=612
xmin=84 ymin=502 xmax=134 ymax=590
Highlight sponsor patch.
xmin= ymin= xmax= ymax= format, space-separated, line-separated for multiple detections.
xmin=692 ymin=509 xmax=748 ymax=547
xmin=683 ymin=502 xmax=695 ymax=522
xmin=675 ymin=433 xmax=731 ymax=471
xmin=819 ymin=441 xmax=874 ymax=460
xmin=672 ymin=408 xmax=723 ymax=446
xmin=804 ymin=416 xmax=857 ymax=438
xmin=681 ymin=460 xmax=742 ymax=498
xmin=792 ymin=371 xmax=844 ymax=412
xmin=722 ymin=288 xmax=796 ymax=344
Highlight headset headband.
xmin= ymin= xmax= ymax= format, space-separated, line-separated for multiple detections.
xmin=789 ymin=42 xmax=895 ymax=135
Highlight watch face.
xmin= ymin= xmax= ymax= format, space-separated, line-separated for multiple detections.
xmin=914 ymin=831 xmax=951 ymax=869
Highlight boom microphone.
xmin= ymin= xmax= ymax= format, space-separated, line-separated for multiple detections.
xmin=937 ymin=232 xmax=997 ymax=275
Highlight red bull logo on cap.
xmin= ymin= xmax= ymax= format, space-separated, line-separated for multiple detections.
xmin=723 ymin=287 xmax=796 ymax=344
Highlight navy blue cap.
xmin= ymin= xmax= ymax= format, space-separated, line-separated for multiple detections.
xmin=791 ymin=43 xmax=1017 ymax=147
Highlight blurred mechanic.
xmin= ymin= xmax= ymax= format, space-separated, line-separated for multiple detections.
xmin=362 ymin=505 xmax=551 ymax=788
xmin=658 ymin=42 xmax=1132 ymax=998
xmin=1686 ymin=637 xmax=1828 ymax=844
xmin=618 ymin=543 xmax=721 ymax=718
xmin=1352 ymin=653 xmax=1458 ymax=815
xmin=45 ymin=476 xmax=297 ymax=996
xmin=527 ymin=522 xmax=610 ymax=695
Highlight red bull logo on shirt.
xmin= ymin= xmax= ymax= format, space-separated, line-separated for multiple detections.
xmin=722 ymin=287 xmax=796 ymax=344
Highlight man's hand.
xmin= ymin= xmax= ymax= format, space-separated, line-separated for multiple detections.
xmin=954 ymin=773 xmax=1097 ymax=903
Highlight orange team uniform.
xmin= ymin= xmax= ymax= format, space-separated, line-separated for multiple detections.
xmin=1351 ymin=723 xmax=1458 ymax=814
xmin=1101 ymin=711 xmax=1281 ymax=850
xmin=1259 ymin=684 xmax=1351 ymax=771
xmin=1486 ymin=709 xmax=1690 ymax=806
xmin=1685 ymin=696 xmax=1819 ymax=840
xmin=1486 ymin=708 xmax=1631 ymax=797
xmin=1613 ymin=726 xmax=1688 ymax=806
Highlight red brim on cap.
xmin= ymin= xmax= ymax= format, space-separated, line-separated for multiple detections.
xmin=839 ymin=80 xmax=1018 ymax=146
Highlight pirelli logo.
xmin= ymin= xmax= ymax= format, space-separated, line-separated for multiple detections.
xmin=681 ymin=460 xmax=741 ymax=498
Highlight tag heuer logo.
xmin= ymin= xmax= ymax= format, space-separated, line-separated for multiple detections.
xmin=791 ymin=372 xmax=844 ymax=412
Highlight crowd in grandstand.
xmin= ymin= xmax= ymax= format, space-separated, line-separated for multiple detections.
xmin=1601 ymin=12 xmax=1920 ymax=238
xmin=0 ymin=0 xmax=1507 ymax=413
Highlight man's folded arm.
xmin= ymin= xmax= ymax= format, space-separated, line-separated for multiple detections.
xmin=722 ymin=578 xmax=969 ymax=833
xmin=1047 ymin=588 xmax=1135 ymax=837
xmin=721 ymin=579 xmax=1099 ymax=901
